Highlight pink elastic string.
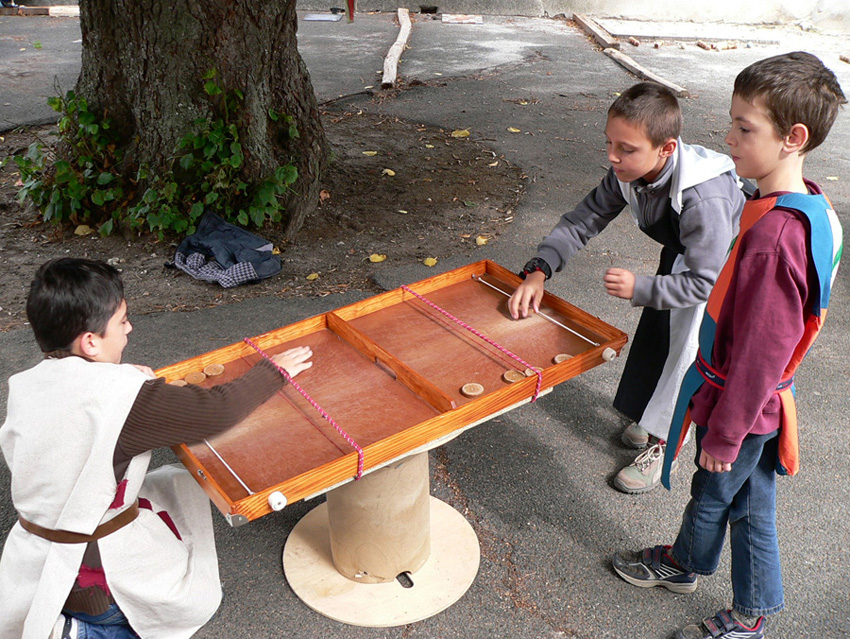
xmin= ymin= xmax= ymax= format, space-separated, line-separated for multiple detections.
xmin=400 ymin=285 xmax=542 ymax=402
xmin=243 ymin=337 xmax=364 ymax=479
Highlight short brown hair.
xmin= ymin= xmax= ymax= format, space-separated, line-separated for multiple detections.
xmin=608 ymin=82 xmax=683 ymax=147
xmin=734 ymin=51 xmax=846 ymax=153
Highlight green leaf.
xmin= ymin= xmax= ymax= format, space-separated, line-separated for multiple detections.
xmin=202 ymin=68 xmax=217 ymax=80
xmin=179 ymin=155 xmax=194 ymax=170
xmin=237 ymin=211 xmax=249 ymax=226
xmin=91 ymin=190 xmax=105 ymax=206
xmin=249 ymin=207 xmax=265 ymax=227
xmin=268 ymin=108 xmax=279 ymax=122
xmin=233 ymin=88 xmax=244 ymax=101
xmin=99 ymin=219 xmax=114 ymax=236
xmin=204 ymin=81 xmax=222 ymax=96
xmin=277 ymin=164 xmax=298 ymax=186
xmin=204 ymin=191 xmax=219 ymax=205
xmin=189 ymin=201 xmax=204 ymax=219
xmin=97 ymin=172 xmax=114 ymax=185
xmin=47 ymin=96 xmax=62 ymax=112
xmin=256 ymin=182 xmax=275 ymax=206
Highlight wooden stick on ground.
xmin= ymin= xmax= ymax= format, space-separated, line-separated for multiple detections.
xmin=382 ymin=8 xmax=412 ymax=89
xmin=603 ymin=47 xmax=690 ymax=97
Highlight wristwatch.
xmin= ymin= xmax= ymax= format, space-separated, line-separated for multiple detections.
xmin=519 ymin=257 xmax=552 ymax=280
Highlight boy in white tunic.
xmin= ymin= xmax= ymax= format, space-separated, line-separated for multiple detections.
xmin=0 ymin=258 xmax=313 ymax=639
xmin=509 ymin=83 xmax=745 ymax=493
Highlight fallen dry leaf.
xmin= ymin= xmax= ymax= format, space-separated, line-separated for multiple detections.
xmin=423 ymin=257 xmax=438 ymax=267
xmin=369 ymin=253 xmax=387 ymax=263
xmin=826 ymin=176 xmax=839 ymax=181
xmin=74 ymin=225 xmax=94 ymax=236
xmin=382 ymin=168 xmax=396 ymax=176
xmin=272 ymin=247 xmax=281 ymax=255
xmin=488 ymin=161 xmax=499 ymax=167
xmin=425 ymin=144 xmax=435 ymax=149
xmin=451 ymin=129 xmax=470 ymax=138
xmin=397 ymin=209 xmax=408 ymax=214
xmin=319 ymin=189 xmax=331 ymax=201
xmin=507 ymin=127 xmax=521 ymax=133
xmin=362 ymin=151 xmax=378 ymax=156
xmin=306 ymin=273 xmax=319 ymax=281
xmin=476 ymin=235 xmax=488 ymax=246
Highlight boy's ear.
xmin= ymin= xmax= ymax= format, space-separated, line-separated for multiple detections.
xmin=71 ymin=331 xmax=100 ymax=359
xmin=659 ymin=138 xmax=677 ymax=158
xmin=784 ymin=123 xmax=809 ymax=153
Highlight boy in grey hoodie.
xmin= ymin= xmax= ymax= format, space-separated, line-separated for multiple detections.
xmin=509 ymin=82 xmax=745 ymax=493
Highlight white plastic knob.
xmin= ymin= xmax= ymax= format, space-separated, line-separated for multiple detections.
xmin=602 ymin=347 xmax=617 ymax=362
xmin=268 ymin=491 xmax=287 ymax=511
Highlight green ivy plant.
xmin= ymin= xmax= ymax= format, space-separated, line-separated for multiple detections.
xmin=14 ymin=70 xmax=299 ymax=238
xmin=14 ymin=91 xmax=124 ymax=230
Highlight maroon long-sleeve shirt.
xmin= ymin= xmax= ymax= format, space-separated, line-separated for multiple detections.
xmin=689 ymin=189 xmax=816 ymax=464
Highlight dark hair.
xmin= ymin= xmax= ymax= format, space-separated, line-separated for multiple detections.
xmin=734 ymin=51 xmax=846 ymax=153
xmin=26 ymin=258 xmax=125 ymax=353
xmin=608 ymin=82 xmax=683 ymax=147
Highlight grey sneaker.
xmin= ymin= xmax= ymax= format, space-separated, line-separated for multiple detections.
xmin=613 ymin=442 xmax=676 ymax=494
xmin=612 ymin=544 xmax=698 ymax=594
xmin=676 ymin=609 xmax=765 ymax=639
xmin=621 ymin=422 xmax=649 ymax=448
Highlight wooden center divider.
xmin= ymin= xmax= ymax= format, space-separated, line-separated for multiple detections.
xmin=158 ymin=260 xmax=628 ymax=526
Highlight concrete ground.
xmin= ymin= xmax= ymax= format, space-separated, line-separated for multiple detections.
xmin=1 ymin=11 xmax=849 ymax=639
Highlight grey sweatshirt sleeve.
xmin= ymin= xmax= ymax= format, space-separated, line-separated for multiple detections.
xmin=631 ymin=172 xmax=744 ymax=310
xmin=535 ymin=169 xmax=628 ymax=273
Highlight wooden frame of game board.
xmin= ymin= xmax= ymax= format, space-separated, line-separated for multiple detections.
xmin=158 ymin=260 xmax=627 ymax=526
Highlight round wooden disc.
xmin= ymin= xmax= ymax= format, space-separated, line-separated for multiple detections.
xmin=168 ymin=379 xmax=188 ymax=387
xmin=184 ymin=371 xmax=207 ymax=385
xmin=502 ymin=369 xmax=526 ymax=384
xmin=553 ymin=353 xmax=572 ymax=364
xmin=524 ymin=368 xmax=538 ymax=377
xmin=203 ymin=363 xmax=225 ymax=377
xmin=460 ymin=382 xmax=484 ymax=398
xmin=283 ymin=497 xmax=480 ymax=627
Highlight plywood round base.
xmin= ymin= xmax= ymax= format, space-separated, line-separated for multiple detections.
xmin=283 ymin=497 xmax=480 ymax=627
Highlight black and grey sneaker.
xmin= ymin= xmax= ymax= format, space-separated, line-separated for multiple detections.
xmin=676 ymin=609 xmax=765 ymax=639
xmin=612 ymin=544 xmax=698 ymax=593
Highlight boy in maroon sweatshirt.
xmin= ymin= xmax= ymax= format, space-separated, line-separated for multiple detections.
xmin=611 ymin=52 xmax=845 ymax=639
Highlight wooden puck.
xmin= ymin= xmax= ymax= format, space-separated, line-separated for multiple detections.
xmin=168 ymin=379 xmax=188 ymax=387
xmin=203 ymin=363 xmax=225 ymax=377
xmin=502 ymin=369 xmax=526 ymax=383
xmin=553 ymin=353 xmax=572 ymax=364
xmin=524 ymin=368 xmax=538 ymax=377
xmin=460 ymin=382 xmax=484 ymax=398
xmin=184 ymin=371 xmax=207 ymax=385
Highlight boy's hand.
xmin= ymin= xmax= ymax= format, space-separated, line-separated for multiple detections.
xmin=699 ymin=450 xmax=732 ymax=473
xmin=603 ymin=268 xmax=636 ymax=300
xmin=508 ymin=271 xmax=546 ymax=319
xmin=130 ymin=364 xmax=156 ymax=378
xmin=271 ymin=346 xmax=313 ymax=378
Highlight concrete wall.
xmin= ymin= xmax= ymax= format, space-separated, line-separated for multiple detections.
xmin=302 ymin=0 xmax=848 ymax=32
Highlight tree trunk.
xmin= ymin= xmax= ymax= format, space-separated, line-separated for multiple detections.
xmin=75 ymin=0 xmax=327 ymax=240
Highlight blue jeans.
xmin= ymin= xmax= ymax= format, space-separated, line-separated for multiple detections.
xmin=68 ymin=604 xmax=140 ymax=639
xmin=670 ymin=425 xmax=784 ymax=617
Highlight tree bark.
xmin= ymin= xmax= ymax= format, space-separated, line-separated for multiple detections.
xmin=75 ymin=0 xmax=327 ymax=240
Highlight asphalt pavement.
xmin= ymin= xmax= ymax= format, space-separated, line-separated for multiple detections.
xmin=1 ymin=11 xmax=849 ymax=639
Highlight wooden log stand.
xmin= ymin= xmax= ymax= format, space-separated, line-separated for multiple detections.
xmin=283 ymin=451 xmax=480 ymax=626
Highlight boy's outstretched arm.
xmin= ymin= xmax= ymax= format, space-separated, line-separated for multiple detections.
xmin=508 ymin=271 xmax=546 ymax=319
